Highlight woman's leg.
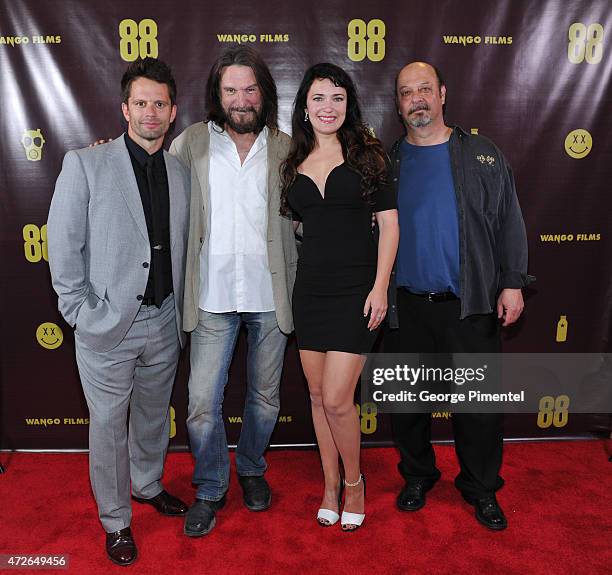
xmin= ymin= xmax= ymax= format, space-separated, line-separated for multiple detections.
xmin=300 ymin=350 xmax=342 ymax=517
xmin=320 ymin=351 xmax=366 ymax=526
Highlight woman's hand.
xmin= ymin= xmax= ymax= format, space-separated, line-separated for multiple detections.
xmin=363 ymin=208 xmax=398 ymax=331
xmin=363 ymin=285 xmax=388 ymax=330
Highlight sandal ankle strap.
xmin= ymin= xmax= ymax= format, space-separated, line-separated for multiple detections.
xmin=344 ymin=473 xmax=362 ymax=488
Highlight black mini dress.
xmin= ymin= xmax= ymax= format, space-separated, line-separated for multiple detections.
xmin=287 ymin=163 xmax=396 ymax=353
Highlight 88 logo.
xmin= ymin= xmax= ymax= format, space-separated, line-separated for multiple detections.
xmin=568 ymin=22 xmax=604 ymax=64
xmin=347 ymin=19 xmax=386 ymax=62
xmin=355 ymin=402 xmax=377 ymax=434
xmin=119 ymin=19 xmax=158 ymax=62
xmin=23 ymin=224 xmax=48 ymax=263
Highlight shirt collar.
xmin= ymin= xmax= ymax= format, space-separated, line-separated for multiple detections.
xmin=209 ymin=122 xmax=268 ymax=149
xmin=124 ymin=133 xmax=163 ymax=167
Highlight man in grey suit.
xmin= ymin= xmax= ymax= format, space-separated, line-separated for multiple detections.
xmin=170 ymin=45 xmax=297 ymax=537
xmin=47 ymin=58 xmax=190 ymax=566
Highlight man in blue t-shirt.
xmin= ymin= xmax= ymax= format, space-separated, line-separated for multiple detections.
xmin=386 ymin=61 xmax=531 ymax=531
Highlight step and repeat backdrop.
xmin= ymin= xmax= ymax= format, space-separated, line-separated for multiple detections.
xmin=1 ymin=0 xmax=611 ymax=450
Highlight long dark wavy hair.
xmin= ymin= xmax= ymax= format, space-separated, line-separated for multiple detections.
xmin=205 ymin=45 xmax=278 ymax=132
xmin=280 ymin=63 xmax=387 ymax=214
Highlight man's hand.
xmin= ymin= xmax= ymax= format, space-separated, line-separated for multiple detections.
xmin=89 ymin=138 xmax=113 ymax=147
xmin=497 ymin=288 xmax=524 ymax=326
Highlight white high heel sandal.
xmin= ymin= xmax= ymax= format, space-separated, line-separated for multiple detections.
xmin=317 ymin=479 xmax=344 ymax=526
xmin=340 ymin=474 xmax=366 ymax=531
xmin=317 ymin=507 xmax=340 ymax=526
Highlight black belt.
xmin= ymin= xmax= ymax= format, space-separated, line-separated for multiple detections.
xmin=405 ymin=289 xmax=458 ymax=303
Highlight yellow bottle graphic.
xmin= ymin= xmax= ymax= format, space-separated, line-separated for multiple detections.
xmin=556 ymin=315 xmax=568 ymax=342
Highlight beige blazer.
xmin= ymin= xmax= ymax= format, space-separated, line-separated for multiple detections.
xmin=169 ymin=122 xmax=297 ymax=334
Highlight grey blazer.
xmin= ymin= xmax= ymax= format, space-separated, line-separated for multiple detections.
xmin=169 ymin=122 xmax=297 ymax=334
xmin=47 ymin=135 xmax=190 ymax=353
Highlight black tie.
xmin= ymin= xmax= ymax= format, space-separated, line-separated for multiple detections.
xmin=145 ymin=156 xmax=165 ymax=307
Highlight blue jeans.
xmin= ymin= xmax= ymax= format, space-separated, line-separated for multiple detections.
xmin=187 ymin=309 xmax=287 ymax=501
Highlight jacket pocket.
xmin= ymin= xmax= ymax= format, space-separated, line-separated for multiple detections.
xmin=89 ymin=280 xmax=107 ymax=301
xmin=468 ymin=167 xmax=501 ymax=217
xmin=75 ymin=280 xmax=107 ymax=332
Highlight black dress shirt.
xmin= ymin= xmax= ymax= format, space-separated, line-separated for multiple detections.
xmin=125 ymin=133 xmax=173 ymax=305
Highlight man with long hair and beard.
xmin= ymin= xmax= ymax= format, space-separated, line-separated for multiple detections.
xmin=170 ymin=46 xmax=298 ymax=537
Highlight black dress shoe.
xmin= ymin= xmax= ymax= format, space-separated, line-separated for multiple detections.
xmin=106 ymin=527 xmax=137 ymax=566
xmin=132 ymin=490 xmax=188 ymax=516
xmin=238 ymin=475 xmax=271 ymax=511
xmin=462 ymin=493 xmax=508 ymax=531
xmin=183 ymin=496 xmax=225 ymax=537
xmin=396 ymin=482 xmax=429 ymax=511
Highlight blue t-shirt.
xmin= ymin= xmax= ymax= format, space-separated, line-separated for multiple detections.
xmin=396 ymin=139 xmax=460 ymax=295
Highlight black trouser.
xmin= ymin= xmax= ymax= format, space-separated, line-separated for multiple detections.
xmin=387 ymin=288 xmax=504 ymax=499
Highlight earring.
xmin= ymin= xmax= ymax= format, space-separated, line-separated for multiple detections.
xmin=304 ymin=110 xmax=309 ymax=122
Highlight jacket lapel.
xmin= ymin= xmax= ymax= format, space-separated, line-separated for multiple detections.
xmin=164 ymin=150 xmax=180 ymax=249
xmin=266 ymin=130 xmax=281 ymax=231
xmin=193 ymin=124 xmax=211 ymax=227
xmin=108 ymin=135 xmax=148 ymax=241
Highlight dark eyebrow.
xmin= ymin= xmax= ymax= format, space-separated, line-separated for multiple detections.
xmin=399 ymin=81 xmax=433 ymax=92
xmin=223 ymin=83 xmax=258 ymax=90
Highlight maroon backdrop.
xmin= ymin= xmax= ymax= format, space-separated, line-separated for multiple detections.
xmin=1 ymin=0 xmax=611 ymax=450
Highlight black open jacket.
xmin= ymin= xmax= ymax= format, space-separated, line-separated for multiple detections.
xmin=387 ymin=125 xmax=533 ymax=328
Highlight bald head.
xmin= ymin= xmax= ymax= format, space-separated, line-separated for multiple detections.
xmin=396 ymin=61 xmax=447 ymax=137
xmin=396 ymin=62 xmax=445 ymax=95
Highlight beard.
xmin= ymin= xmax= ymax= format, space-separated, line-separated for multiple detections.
xmin=131 ymin=121 xmax=168 ymax=142
xmin=408 ymin=114 xmax=432 ymax=128
xmin=223 ymin=106 xmax=263 ymax=134
xmin=137 ymin=126 xmax=165 ymax=140
xmin=406 ymin=102 xmax=432 ymax=128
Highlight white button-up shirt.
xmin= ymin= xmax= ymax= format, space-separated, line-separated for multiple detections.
xmin=199 ymin=122 xmax=275 ymax=313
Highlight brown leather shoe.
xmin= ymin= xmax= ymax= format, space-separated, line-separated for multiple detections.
xmin=105 ymin=527 xmax=137 ymax=566
xmin=132 ymin=490 xmax=188 ymax=516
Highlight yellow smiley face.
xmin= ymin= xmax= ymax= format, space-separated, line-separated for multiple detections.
xmin=564 ymin=129 xmax=592 ymax=159
xmin=36 ymin=322 xmax=64 ymax=349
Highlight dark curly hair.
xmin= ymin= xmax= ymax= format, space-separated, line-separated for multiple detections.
xmin=280 ymin=63 xmax=387 ymax=215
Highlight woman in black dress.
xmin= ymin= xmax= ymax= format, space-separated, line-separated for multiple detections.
xmin=280 ymin=64 xmax=399 ymax=530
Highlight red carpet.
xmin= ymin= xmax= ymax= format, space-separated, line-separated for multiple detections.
xmin=0 ymin=441 xmax=610 ymax=574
